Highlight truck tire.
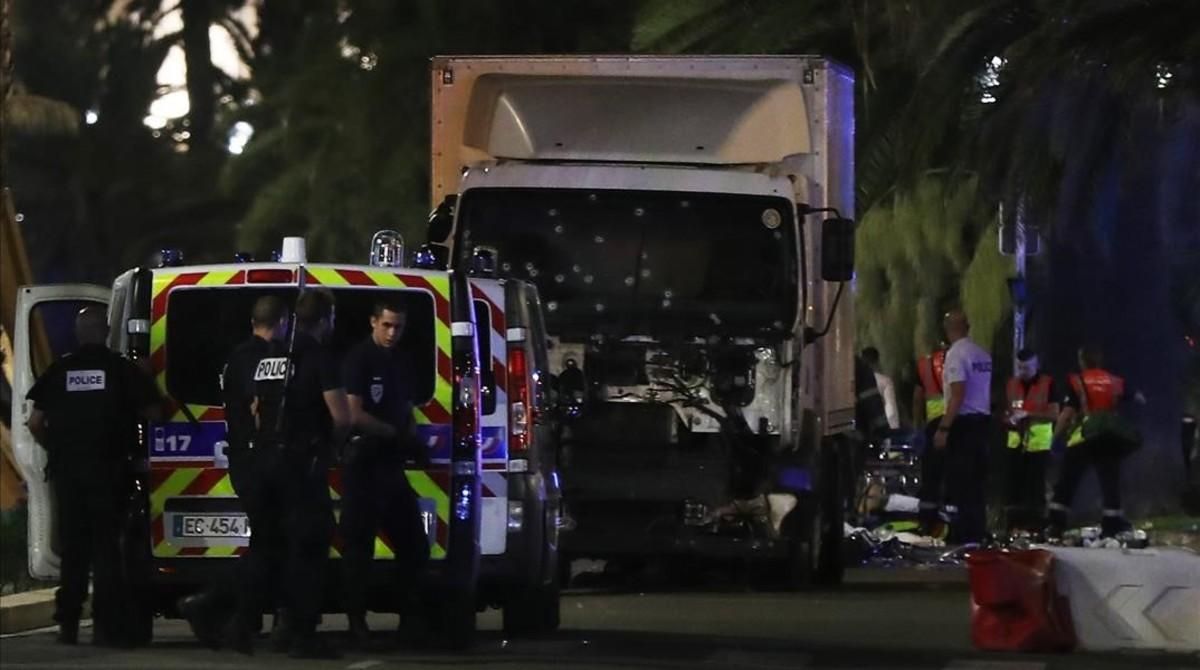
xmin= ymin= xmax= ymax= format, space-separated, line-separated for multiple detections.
xmin=782 ymin=439 xmax=845 ymax=588
xmin=814 ymin=437 xmax=845 ymax=586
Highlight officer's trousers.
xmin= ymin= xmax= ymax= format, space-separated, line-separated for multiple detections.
xmin=53 ymin=473 xmax=127 ymax=640
xmin=1051 ymin=434 xmax=1126 ymax=514
xmin=918 ymin=415 xmax=991 ymax=543
xmin=340 ymin=449 xmax=429 ymax=619
xmin=194 ymin=448 xmax=287 ymax=626
xmin=234 ymin=448 xmax=333 ymax=636
xmin=918 ymin=418 xmax=946 ymax=528
xmin=1004 ymin=448 xmax=1048 ymax=531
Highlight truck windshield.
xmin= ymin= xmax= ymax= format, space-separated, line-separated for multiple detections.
xmin=457 ymin=188 xmax=798 ymax=339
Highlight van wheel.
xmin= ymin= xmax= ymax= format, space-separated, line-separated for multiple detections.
xmin=435 ymin=590 xmax=476 ymax=650
xmin=503 ymin=580 xmax=560 ymax=636
xmin=121 ymin=488 xmax=155 ymax=645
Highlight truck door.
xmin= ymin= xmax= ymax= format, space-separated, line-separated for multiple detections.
xmin=10 ymin=284 xmax=111 ymax=579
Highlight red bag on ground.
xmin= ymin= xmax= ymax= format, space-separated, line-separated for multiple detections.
xmin=967 ymin=549 xmax=1076 ymax=652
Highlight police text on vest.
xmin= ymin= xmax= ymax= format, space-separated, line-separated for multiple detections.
xmin=254 ymin=357 xmax=290 ymax=381
xmin=66 ymin=370 xmax=106 ymax=391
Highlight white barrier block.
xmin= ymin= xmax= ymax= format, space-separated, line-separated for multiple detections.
xmin=1047 ymin=546 xmax=1200 ymax=652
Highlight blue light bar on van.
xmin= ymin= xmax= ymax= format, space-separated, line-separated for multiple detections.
xmin=412 ymin=243 xmax=445 ymax=270
xmin=158 ymin=249 xmax=184 ymax=267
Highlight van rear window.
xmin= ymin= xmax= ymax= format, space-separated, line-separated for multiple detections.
xmin=165 ymin=287 xmax=437 ymax=408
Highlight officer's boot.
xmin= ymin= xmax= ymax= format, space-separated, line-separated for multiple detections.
xmin=396 ymin=594 xmax=431 ymax=650
xmin=178 ymin=592 xmax=223 ymax=650
xmin=56 ymin=619 xmax=79 ymax=645
xmin=1100 ymin=510 xmax=1132 ymax=539
xmin=347 ymin=612 xmax=371 ymax=651
xmin=222 ymin=612 xmax=257 ymax=656
xmin=269 ymin=608 xmax=293 ymax=653
xmin=289 ymin=634 xmax=342 ymax=660
xmin=1044 ymin=504 xmax=1069 ymax=542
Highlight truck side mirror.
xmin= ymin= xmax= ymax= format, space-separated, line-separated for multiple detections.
xmin=427 ymin=195 xmax=457 ymax=244
xmin=821 ymin=217 xmax=855 ymax=282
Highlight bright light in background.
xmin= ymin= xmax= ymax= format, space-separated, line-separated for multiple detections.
xmin=85 ymin=110 xmax=99 ymax=125
xmin=1156 ymin=63 xmax=1174 ymax=90
xmin=980 ymin=56 xmax=1006 ymax=104
xmin=141 ymin=4 xmax=258 ymax=131
xmin=227 ymin=121 xmax=254 ymax=154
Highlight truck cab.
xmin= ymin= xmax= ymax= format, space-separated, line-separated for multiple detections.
xmin=10 ymin=233 xmax=561 ymax=644
xmin=428 ymin=55 xmax=857 ymax=585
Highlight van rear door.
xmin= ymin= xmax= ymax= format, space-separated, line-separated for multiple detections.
xmin=11 ymin=284 xmax=111 ymax=579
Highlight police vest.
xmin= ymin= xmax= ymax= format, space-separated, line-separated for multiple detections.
xmin=1005 ymin=374 xmax=1054 ymax=452
xmin=251 ymin=342 xmax=292 ymax=449
xmin=1066 ymin=369 xmax=1126 ymax=446
xmin=44 ymin=349 xmax=137 ymax=476
xmin=917 ymin=350 xmax=946 ymax=421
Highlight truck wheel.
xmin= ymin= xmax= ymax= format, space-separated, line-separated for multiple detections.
xmin=782 ymin=495 xmax=820 ymax=589
xmin=782 ymin=439 xmax=846 ymax=588
xmin=815 ymin=438 xmax=846 ymax=586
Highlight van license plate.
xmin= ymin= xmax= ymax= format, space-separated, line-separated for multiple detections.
xmin=175 ymin=515 xmax=251 ymax=538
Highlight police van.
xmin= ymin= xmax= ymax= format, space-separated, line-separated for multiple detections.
xmin=10 ymin=233 xmax=561 ymax=644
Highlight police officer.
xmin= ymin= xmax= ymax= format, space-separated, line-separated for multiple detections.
xmin=340 ymin=299 xmax=430 ymax=649
xmin=24 ymin=307 xmax=160 ymax=646
xmin=179 ymin=296 xmax=290 ymax=649
xmin=229 ymin=288 xmax=349 ymax=659
xmin=1047 ymin=345 xmax=1141 ymax=539
xmin=1002 ymin=349 xmax=1060 ymax=535
xmin=921 ymin=310 xmax=993 ymax=544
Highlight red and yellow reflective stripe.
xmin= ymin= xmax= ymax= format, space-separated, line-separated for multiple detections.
xmin=149 ymin=467 xmax=237 ymax=558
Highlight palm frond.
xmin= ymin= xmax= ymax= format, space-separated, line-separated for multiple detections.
xmin=2 ymin=93 xmax=80 ymax=136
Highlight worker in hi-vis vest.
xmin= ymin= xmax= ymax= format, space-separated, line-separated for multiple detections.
xmin=1047 ymin=345 xmax=1143 ymax=539
xmin=1002 ymin=349 xmax=1060 ymax=535
xmin=913 ymin=346 xmax=948 ymax=534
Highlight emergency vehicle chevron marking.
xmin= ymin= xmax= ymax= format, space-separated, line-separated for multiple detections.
xmin=146 ymin=265 xmax=458 ymax=561
xmin=180 ymin=468 xmax=228 ymax=496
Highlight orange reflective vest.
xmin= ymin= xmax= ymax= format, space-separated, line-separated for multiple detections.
xmin=917 ymin=350 xmax=947 ymax=421
xmin=1066 ymin=369 xmax=1125 ymax=446
xmin=1005 ymin=374 xmax=1054 ymax=451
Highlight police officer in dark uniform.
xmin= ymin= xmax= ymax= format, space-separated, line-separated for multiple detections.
xmin=25 ymin=307 xmax=160 ymax=646
xmin=179 ymin=295 xmax=291 ymax=649
xmin=340 ymin=299 xmax=430 ymax=648
xmin=229 ymin=288 xmax=349 ymax=659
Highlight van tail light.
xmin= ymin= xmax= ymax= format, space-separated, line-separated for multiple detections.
xmin=454 ymin=366 xmax=479 ymax=440
xmin=447 ymin=268 xmax=482 ymax=590
xmin=508 ymin=345 xmax=532 ymax=455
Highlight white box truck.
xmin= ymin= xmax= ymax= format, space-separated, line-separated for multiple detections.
xmin=427 ymin=55 xmax=857 ymax=585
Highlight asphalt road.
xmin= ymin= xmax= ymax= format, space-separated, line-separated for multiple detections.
xmin=1 ymin=567 xmax=1195 ymax=670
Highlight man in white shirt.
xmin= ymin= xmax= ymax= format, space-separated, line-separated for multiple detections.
xmin=924 ymin=309 xmax=993 ymax=543
xmin=862 ymin=347 xmax=900 ymax=430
